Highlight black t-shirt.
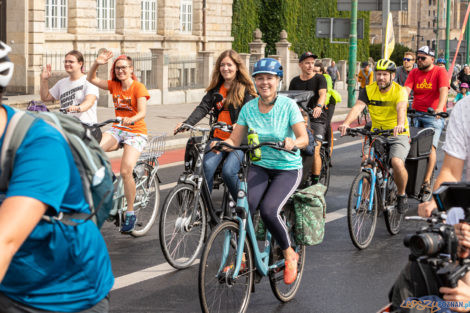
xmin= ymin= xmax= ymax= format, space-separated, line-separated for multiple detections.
xmin=458 ymin=71 xmax=470 ymax=85
xmin=288 ymin=74 xmax=328 ymax=109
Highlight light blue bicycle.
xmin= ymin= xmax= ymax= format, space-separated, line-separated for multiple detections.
xmin=198 ymin=141 xmax=306 ymax=313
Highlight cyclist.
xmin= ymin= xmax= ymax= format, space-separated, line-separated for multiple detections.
xmin=40 ymin=50 xmax=99 ymax=124
xmin=453 ymin=82 xmax=470 ymax=104
xmin=0 ymin=41 xmax=113 ymax=312
xmin=457 ymin=64 xmax=470 ymax=86
xmin=339 ymin=59 xmax=410 ymax=214
xmin=289 ymin=53 xmax=327 ymax=185
xmin=87 ymin=50 xmax=149 ymax=233
xmin=357 ymin=61 xmax=374 ymax=91
xmin=436 ymin=58 xmax=446 ymax=68
xmin=394 ymin=51 xmax=416 ymax=87
xmin=214 ymin=58 xmax=308 ymax=284
xmin=404 ymin=46 xmax=449 ymax=197
xmin=174 ymin=50 xmax=256 ymax=200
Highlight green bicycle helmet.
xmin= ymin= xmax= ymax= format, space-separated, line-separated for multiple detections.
xmin=375 ymin=59 xmax=397 ymax=72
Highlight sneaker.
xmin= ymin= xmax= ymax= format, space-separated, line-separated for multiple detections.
xmin=284 ymin=252 xmax=299 ymax=285
xmin=396 ymin=195 xmax=408 ymax=214
xmin=121 ymin=214 xmax=137 ymax=233
xmin=421 ymin=181 xmax=432 ymax=198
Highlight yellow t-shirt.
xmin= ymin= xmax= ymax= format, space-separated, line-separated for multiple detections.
xmin=359 ymin=81 xmax=410 ymax=136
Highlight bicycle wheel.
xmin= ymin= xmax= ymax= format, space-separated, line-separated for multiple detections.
xmin=319 ymin=149 xmax=331 ymax=195
xmin=347 ymin=171 xmax=378 ymax=249
xmin=268 ymin=212 xmax=306 ymax=302
xmin=384 ymin=175 xmax=402 ymax=235
xmin=199 ymin=221 xmax=253 ymax=313
xmin=131 ymin=162 xmax=160 ymax=237
xmin=159 ymin=183 xmax=207 ymax=269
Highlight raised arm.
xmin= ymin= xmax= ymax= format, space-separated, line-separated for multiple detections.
xmin=39 ymin=64 xmax=55 ymax=102
xmin=87 ymin=50 xmax=113 ymax=90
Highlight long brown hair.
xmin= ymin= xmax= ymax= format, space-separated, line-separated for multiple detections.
xmin=110 ymin=55 xmax=138 ymax=83
xmin=65 ymin=50 xmax=84 ymax=73
xmin=206 ymin=50 xmax=257 ymax=109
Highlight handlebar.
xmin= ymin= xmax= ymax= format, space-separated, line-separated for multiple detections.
xmin=174 ymin=121 xmax=233 ymax=135
xmin=89 ymin=117 xmax=133 ymax=130
xmin=407 ymin=108 xmax=449 ymax=119
xmin=214 ymin=141 xmax=298 ymax=155
xmin=345 ymin=127 xmax=394 ymax=137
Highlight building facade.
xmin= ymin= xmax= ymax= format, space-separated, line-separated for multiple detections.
xmin=3 ymin=0 xmax=234 ymax=94
xmin=370 ymin=0 xmax=462 ymax=57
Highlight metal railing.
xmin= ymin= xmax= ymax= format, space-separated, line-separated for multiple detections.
xmin=168 ymin=56 xmax=204 ymax=90
xmin=43 ymin=51 xmax=157 ymax=89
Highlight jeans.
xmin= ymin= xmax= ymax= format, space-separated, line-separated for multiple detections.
xmin=410 ymin=112 xmax=445 ymax=148
xmin=203 ymin=139 xmax=243 ymax=200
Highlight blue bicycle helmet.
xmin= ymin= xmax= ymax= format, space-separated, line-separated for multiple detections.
xmin=252 ymin=58 xmax=283 ymax=78
xmin=437 ymin=58 xmax=446 ymax=65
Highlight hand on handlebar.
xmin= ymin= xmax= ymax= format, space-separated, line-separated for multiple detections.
xmin=393 ymin=124 xmax=405 ymax=137
xmin=121 ymin=117 xmax=134 ymax=126
xmin=283 ymin=137 xmax=296 ymax=151
xmin=312 ymin=106 xmax=322 ymax=119
xmin=338 ymin=124 xmax=349 ymax=137
xmin=66 ymin=105 xmax=81 ymax=113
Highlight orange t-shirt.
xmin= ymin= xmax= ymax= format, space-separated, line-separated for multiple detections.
xmin=213 ymin=85 xmax=232 ymax=140
xmin=108 ymin=80 xmax=149 ymax=135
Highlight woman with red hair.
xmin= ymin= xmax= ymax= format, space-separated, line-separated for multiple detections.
xmin=88 ymin=50 xmax=149 ymax=233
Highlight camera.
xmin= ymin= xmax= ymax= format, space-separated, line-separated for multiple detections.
xmin=403 ymin=182 xmax=470 ymax=288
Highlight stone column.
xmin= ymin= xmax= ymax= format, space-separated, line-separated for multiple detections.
xmin=97 ymin=48 xmax=112 ymax=107
xmin=150 ymin=48 xmax=168 ymax=104
xmin=116 ymin=0 xmax=140 ymax=37
xmin=249 ymin=28 xmax=266 ymax=61
xmin=27 ymin=0 xmax=45 ymax=94
xmin=275 ymin=30 xmax=291 ymax=91
xmin=68 ymin=0 xmax=96 ymax=35
xmin=199 ymin=51 xmax=214 ymax=87
xmin=239 ymin=53 xmax=250 ymax=71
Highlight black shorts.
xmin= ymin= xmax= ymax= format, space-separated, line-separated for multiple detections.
xmin=309 ymin=111 xmax=327 ymax=142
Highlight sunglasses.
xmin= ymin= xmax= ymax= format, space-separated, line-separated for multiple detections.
xmin=403 ymin=58 xmax=414 ymax=62
xmin=417 ymin=56 xmax=428 ymax=61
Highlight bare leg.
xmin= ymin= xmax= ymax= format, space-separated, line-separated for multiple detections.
xmin=424 ymin=146 xmax=436 ymax=183
xmin=121 ymin=144 xmax=141 ymax=212
xmin=391 ymin=157 xmax=408 ymax=195
xmin=100 ymin=133 xmax=119 ymax=152
xmin=311 ymin=141 xmax=322 ymax=175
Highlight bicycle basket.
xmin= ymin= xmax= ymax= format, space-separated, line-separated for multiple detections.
xmin=139 ymin=133 xmax=166 ymax=163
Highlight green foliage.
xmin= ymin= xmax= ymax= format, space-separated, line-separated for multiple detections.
xmin=369 ymin=43 xmax=413 ymax=66
xmin=232 ymin=0 xmax=370 ymax=60
xmin=231 ymin=0 xmax=260 ymax=53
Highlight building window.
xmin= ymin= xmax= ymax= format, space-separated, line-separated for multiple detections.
xmin=180 ymin=0 xmax=192 ymax=33
xmin=45 ymin=0 xmax=67 ymax=31
xmin=97 ymin=0 xmax=115 ymax=31
xmin=141 ymin=0 xmax=156 ymax=31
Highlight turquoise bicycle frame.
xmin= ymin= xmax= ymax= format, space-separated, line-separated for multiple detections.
xmin=218 ymin=181 xmax=285 ymax=279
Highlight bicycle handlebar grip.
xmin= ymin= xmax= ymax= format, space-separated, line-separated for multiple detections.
xmin=439 ymin=112 xmax=449 ymax=118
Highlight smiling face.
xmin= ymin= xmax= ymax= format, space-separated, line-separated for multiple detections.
xmin=219 ymin=56 xmax=237 ymax=82
xmin=114 ymin=59 xmax=133 ymax=81
xmin=254 ymin=73 xmax=279 ymax=100
xmin=63 ymin=54 xmax=82 ymax=74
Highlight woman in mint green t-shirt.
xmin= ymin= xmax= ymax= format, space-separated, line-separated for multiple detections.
xmin=214 ymin=58 xmax=308 ymax=285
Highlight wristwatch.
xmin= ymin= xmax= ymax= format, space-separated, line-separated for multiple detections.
xmin=316 ymin=103 xmax=323 ymax=108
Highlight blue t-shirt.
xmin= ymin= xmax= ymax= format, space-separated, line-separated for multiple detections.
xmin=0 ymin=105 xmax=114 ymax=312
xmin=237 ymin=95 xmax=304 ymax=170
xmin=454 ymin=91 xmax=470 ymax=103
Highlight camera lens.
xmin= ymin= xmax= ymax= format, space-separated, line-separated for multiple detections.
xmin=408 ymin=233 xmax=445 ymax=257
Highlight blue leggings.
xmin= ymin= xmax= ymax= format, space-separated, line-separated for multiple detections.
xmin=247 ymin=165 xmax=302 ymax=250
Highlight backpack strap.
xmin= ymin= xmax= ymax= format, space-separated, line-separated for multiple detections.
xmin=0 ymin=111 xmax=36 ymax=191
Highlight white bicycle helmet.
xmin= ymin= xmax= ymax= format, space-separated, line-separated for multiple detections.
xmin=0 ymin=41 xmax=14 ymax=90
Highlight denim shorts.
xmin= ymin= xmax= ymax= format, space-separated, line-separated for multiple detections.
xmin=410 ymin=113 xmax=445 ymax=148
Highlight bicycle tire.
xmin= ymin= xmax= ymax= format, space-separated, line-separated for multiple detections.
xmin=159 ymin=183 xmax=207 ymax=269
xmin=347 ymin=171 xmax=378 ymax=249
xmin=131 ymin=162 xmax=161 ymax=237
xmin=199 ymin=221 xmax=253 ymax=313
xmin=319 ymin=149 xmax=331 ymax=195
xmin=384 ymin=175 xmax=402 ymax=235
xmin=268 ymin=216 xmax=306 ymax=302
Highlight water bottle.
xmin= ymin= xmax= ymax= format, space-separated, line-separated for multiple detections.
xmin=247 ymin=129 xmax=261 ymax=161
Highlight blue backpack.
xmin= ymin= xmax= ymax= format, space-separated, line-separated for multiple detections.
xmin=0 ymin=110 xmax=114 ymax=228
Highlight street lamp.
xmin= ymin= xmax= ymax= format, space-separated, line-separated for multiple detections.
xmin=412 ymin=34 xmax=425 ymax=53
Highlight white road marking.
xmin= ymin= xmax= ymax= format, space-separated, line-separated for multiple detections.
xmin=160 ymin=182 xmax=177 ymax=191
xmin=112 ymin=208 xmax=348 ymax=291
